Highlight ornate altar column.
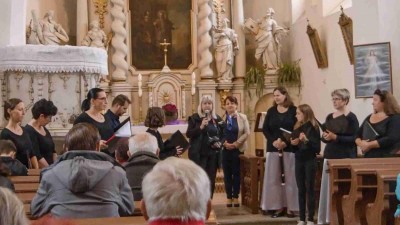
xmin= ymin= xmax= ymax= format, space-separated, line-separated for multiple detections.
xmin=76 ymin=0 xmax=89 ymax=46
xmin=232 ymin=0 xmax=246 ymax=81
xmin=198 ymin=0 xmax=214 ymax=80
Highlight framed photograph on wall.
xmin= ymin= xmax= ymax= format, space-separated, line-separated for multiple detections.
xmin=254 ymin=112 xmax=266 ymax=132
xmin=354 ymin=42 xmax=392 ymax=98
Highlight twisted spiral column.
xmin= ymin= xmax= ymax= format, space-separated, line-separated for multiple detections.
xmin=110 ymin=0 xmax=128 ymax=81
xmin=197 ymin=0 xmax=213 ymax=79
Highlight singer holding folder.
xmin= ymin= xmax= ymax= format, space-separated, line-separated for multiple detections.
xmin=187 ymin=96 xmax=225 ymax=198
xmin=144 ymin=107 xmax=184 ymax=160
xmin=261 ymin=87 xmax=299 ymax=218
xmin=355 ymin=89 xmax=400 ymax=158
xmin=74 ymin=88 xmax=114 ymax=156
xmin=318 ymin=88 xmax=359 ymax=225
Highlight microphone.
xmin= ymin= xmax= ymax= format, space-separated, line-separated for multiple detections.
xmin=204 ymin=110 xmax=210 ymax=118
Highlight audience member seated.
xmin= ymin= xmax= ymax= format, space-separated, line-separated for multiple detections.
xmin=0 ymin=161 xmax=14 ymax=191
xmin=30 ymin=123 xmax=134 ymax=219
xmin=113 ymin=137 xmax=130 ymax=165
xmin=141 ymin=157 xmax=212 ymax=225
xmin=0 ymin=140 xmax=28 ymax=176
xmin=0 ymin=187 xmax=29 ymax=225
xmin=125 ymin=132 xmax=159 ymax=201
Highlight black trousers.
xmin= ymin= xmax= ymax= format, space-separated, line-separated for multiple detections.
xmin=222 ymin=149 xmax=241 ymax=199
xmin=295 ymin=158 xmax=316 ymax=222
xmin=200 ymin=151 xmax=218 ymax=198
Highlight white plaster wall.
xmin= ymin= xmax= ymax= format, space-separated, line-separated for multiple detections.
xmin=0 ymin=0 xmax=12 ymax=46
xmin=289 ymin=0 xmax=400 ymax=125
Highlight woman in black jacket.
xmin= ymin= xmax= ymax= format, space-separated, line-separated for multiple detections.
xmin=290 ymin=104 xmax=321 ymax=225
xmin=186 ymin=95 xmax=224 ymax=198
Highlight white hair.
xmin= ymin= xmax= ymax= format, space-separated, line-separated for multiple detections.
xmin=197 ymin=95 xmax=217 ymax=119
xmin=0 ymin=187 xmax=29 ymax=225
xmin=128 ymin=132 xmax=158 ymax=155
xmin=142 ymin=157 xmax=210 ymax=221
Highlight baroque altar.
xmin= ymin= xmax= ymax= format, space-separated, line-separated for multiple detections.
xmin=0 ymin=44 xmax=108 ymax=136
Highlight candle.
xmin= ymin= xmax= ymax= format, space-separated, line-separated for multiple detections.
xmin=191 ymin=72 xmax=196 ymax=95
xmin=138 ymin=74 xmax=142 ymax=97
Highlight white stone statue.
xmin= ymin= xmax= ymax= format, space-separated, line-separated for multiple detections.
xmin=214 ymin=18 xmax=239 ymax=82
xmin=27 ymin=10 xmax=69 ymax=45
xmin=81 ymin=20 xmax=107 ymax=49
xmin=245 ymin=8 xmax=288 ymax=70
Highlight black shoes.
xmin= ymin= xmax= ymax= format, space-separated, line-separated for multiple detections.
xmin=271 ymin=210 xmax=285 ymax=218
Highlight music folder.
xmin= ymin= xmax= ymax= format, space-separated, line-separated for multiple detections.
xmin=362 ymin=121 xmax=379 ymax=141
xmin=164 ymin=130 xmax=190 ymax=151
xmin=280 ymin=128 xmax=293 ymax=142
xmin=105 ymin=117 xmax=132 ymax=151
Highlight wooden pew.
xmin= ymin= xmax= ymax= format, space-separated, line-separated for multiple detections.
xmin=341 ymin=164 xmax=400 ymax=225
xmin=14 ymin=183 xmax=40 ymax=193
xmin=328 ymin=158 xmax=400 ymax=225
xmin=240 ymin=155 xmax=264 ymax=214
xmin=396 ymin=216 xmax=400 ymax=225
xmin=366 ymin=170 xmax=399 ymax=225
xmin=17 ymin=192 xmax=36 ymax=204
xmin=28 ymin=169 xmax=41 ymax=176
xmin=10 ymin=176 xmax=39 ymax=183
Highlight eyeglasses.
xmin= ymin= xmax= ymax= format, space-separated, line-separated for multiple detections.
xmin=331 ymin=98 xmax=342 ymax=101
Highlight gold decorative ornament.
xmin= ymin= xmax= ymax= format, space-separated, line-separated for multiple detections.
xmin=338 ymin=6 xmax=354 ymax=65
xmin=306 ymin=19 xmax=328 ymax=69
xmin=93 ymin=0 xmax=108 ymax=29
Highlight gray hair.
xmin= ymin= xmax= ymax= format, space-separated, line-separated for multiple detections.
xmin=331 ymin=88 xmax=350 ymax=105
xmin=197 ymin=95 xmax=217 ymax=119
xmin=142 ymin=157 xmax=210 ymax=221
xmin=128 ymin=132 xmax=158 ymax=155
xmin=0 ymin=187 xmax=29 ymax=225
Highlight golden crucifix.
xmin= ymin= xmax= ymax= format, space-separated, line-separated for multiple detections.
xmin=160 ymin=38 xmax=171 ymax=67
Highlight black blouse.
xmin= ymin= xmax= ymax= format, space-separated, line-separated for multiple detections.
xmin=0 ymin=127 xmax=36 ymax=168
xmin=357 ymin=114 xmax=400 ymax=158
xmin=74 ymin=112 xmax=114 ymax=141
xmin=25 ymin=125 xmax=56 ymax=165
xmin=292 ymin=122 xmax=321 ymax=160
xmin=322 ymin=112 xmax=359 ymax=159
xmin=262 ymin=105 xmax=297 ymax=152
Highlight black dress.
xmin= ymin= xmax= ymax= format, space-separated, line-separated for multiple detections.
xmin=0 ymin=127 xmax=37 ymax=168
xmin=25 ymin=125 xmax=56 ymax=165
xmin=74 ymin=112 xmax=114 ymax=141
xmin=146 ymin=128 xmax=176 ymax=160
xmin=322 ymin=112 xmax=359 ymax=159
xmin=357 ymin=114 xmax=400 ymax=158
xmin=262 ymin=105 xmax=297 ymax=152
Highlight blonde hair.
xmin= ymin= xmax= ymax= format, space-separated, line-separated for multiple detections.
xmin=0 ymin=187 xmax=29 ymax=225
xmin=197 ymin=95 xmax=217 ymax=119
xmin=294 ymin=104 xmax=318 ymax=130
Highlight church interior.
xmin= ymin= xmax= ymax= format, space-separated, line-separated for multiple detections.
xmin=1 ymin=0 xmax=400 ymax=224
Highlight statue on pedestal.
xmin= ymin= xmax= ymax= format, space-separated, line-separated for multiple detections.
xmin=245 ymin=8 xmax=288 ymax=71
xmin=81 ymin=20 xmax=107 ymax=49
xmin=214 ymin=18 xmax=239 ymax=82
xmin=27 ymin=10 xmax=69 ymax=45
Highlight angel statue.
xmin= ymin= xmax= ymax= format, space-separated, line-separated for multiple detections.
xmin=27 ymin=10 xmax=69 ymax=45
xmin=245 ymin=8 xmax=289 ymax=70
xmin=81 ymin=20 xmax=108 ymax=49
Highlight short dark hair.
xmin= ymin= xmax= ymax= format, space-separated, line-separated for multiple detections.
xmin=144 ymin=107 xmax=165 ymax=128
xmin=4 ymin=98 xmax=22 ymax=120
xmin=224 ymin=96 xmax=238 ymax=105
xmin=0 ymin=140 xmax=17 ymax=155
xmin=112 ymin=94 xmax=131 ymax=107
xmin=113 ymin=137 xmax=130 ymax=163
xmin=81 ymin=88 xmax=105 ymax=112
xmin=31 ymin=99 xmax=58 ymax=119
xmin=64 ymin=123 xmax=101 ymax=151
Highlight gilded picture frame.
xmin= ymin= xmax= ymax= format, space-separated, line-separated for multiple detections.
xmin=338 ymin=6 xmax=354 ymax=65
xmin=306 ymin=20 xmax=328 ymax=69
xmin=353 ymin=42 xmax=392 ymax=98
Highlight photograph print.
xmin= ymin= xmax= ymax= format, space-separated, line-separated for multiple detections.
xmin=354 ymin=42 xmax=392 ymax=98
xmin=129 ymin=0 xmax=193 ymax=70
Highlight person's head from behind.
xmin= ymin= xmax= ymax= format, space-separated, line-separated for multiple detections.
xmin=0 ymin=140 xmax=17 ymax=158
xmin=111 ymin=94 xmax=131 ymax=117
xmin=145 ymin=107 xmax=165 ymax=128
xmin=0 ymin=187 xmax=29 ymax=225
xmin=81 ymin=88 xmax=107 ymax=112
xmin=32 ymin=99 xmax=58 ymax=126
xmin=373 ymin=89 xmax=400 ymax=115
xmin=64 ymin=123 xmax=101 ymax=151
xmin=141 ymin=157 xmax=211 ymax=221
xmin=331 ymin=88 xmax=350 ymax=110
xmin=128 ymin=133 xmax=159 ymax=157
xmin=114 ymin=137 xmax=130 ymax=164
xmin=4 ymin=98 xmax=24 ymax=122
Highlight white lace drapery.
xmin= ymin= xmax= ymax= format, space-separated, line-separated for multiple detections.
xmin=0 ymin=45 xmax=108 ymax=75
